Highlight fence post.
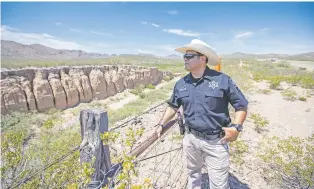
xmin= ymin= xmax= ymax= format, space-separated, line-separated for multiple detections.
xmin=79 ymin=109 xmax=111 ymax=188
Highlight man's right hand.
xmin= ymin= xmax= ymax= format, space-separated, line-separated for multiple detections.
xmin=155 ymin=124 xmax=163 ymax=138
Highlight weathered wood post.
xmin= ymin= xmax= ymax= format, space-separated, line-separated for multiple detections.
xmin=79 ymin=109 xmax=112 ymax=188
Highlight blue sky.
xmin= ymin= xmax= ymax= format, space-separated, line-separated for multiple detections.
xmin=1 ymin=2 xmax=314 ymax=56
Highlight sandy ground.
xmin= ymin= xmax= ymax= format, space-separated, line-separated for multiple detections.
xmin=224 ymin=80 xmax=314 ymax=189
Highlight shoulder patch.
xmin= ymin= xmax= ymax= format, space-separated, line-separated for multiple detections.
xmin=231 ymin=79 xmax=241 ymax=92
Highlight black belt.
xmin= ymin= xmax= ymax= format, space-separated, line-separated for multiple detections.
xmin=185 ymin=125 xmax=223 ymax=140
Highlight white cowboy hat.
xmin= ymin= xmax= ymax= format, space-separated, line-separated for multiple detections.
xmin=175 ymin=39 xmax=220 ymax=66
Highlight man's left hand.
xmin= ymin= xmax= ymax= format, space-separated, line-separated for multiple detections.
xmin=219 ymin=127 xmax=239 ymax=144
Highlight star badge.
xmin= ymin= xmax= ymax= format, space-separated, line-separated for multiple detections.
xmin=208 ymin=80 xmax=219 ymax=89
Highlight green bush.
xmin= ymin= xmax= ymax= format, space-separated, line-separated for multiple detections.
xmin=260 ymin=89 xmax=272 ymax=94
xmin=163 ymin=76 xmax=171 ymax=82
xmin=276 ymin=61 xmax=291 ymax=68
xmin=298 ymin=96 xmax=307 ymax=101
xmin=229 ymin=139 xmax=249 ymax=166
xmin=250 ymin=113 xmax=269 ymax=133
xmin=258 ymin=135 xmax=314 ymax=189
xmin=281 ymin=88 xmax=297 ymax=101
xmin=145 ymin=84 xmax=155 ymax=89
xmin=130 ymin=85 xmax=145 ymax=95
xmin=268 ymin=76 xmax=282 ymax=90
xmin=139 ymin=92 xmax=145 ymax=99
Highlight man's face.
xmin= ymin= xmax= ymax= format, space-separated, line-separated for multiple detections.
xmin=183 ymin=50 xmax=204 ymax=71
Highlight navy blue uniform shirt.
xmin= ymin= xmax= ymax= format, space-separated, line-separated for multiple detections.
xmin=167 ymin=66 xmax=249 ymax=134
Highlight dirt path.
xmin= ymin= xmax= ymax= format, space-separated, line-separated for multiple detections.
xmin=108 ymin=77 xmax=181 ymax=110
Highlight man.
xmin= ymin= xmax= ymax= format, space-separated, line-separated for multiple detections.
xmin=155 ymin=39 xmax=248 ymax=189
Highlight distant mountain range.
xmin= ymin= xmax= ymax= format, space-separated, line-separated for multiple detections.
xmin=1 ymin=40 xmax=314 ymax=61
xmin=221 ymin=52 xmax=314 ymax=61
xmin=1 ymin=40 xmax=110 ymax=60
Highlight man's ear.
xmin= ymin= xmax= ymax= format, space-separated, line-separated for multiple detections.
xmin=200 ymin=55 xmax=207 ymax=63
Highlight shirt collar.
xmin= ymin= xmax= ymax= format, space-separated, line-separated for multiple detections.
xmin=185 ymin=66 xmax=213 ymax=83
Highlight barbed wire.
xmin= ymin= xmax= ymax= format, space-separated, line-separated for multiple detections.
xmin=9 ymin=145 xmax=80 ymax=189
xmin=109 ymin=100 xmax=167 ymax=131
xmin=7 ymin=100 xmax=170 ymax=188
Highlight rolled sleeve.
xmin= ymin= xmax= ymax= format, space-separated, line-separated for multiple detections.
xmin=167 ymin=84 xmax=181 ymax=109
xmin=226 ymin=77 xmax=248 ymax=111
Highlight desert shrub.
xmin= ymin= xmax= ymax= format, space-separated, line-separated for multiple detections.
xmin=1 ymin=127 xmax=32 ymax=188
xmin=42 ymin=118 xmax=55 ymax=129
xmin=298 ymin=96 xmax=307 ymax=101
xmin=281 ymin=88 xmax=297 ymax=101
xmin=260 ymin=89 xmax=272 ymax=94
xmin=229 ymin=139 xmax=249 ymax=166
xmin=268 ymin=76 xmax=282 ymax=90
xmin=250 ymin=113 xmax=269 ymax=133
xmin=258 ymin=135 xmax=314 ymax=189
xmin=130 ymin=85 xmax=145 ymax=95
xmin=139 ymin=92 xmax=146 ymax=99
xmin=163 ymin=76 xmax=171 ymax=82
xmin=146 ymin=84 xmax=155 ymax=89
xmin=1 ymin=112 xmax=38 ymax=131
xmin=276 ymin=61 xmax=291 ymax=68
xmin=299 ymin=74 xmax=314 ymax=89
xmin=101 ymin=127 xmax=153 ymax=189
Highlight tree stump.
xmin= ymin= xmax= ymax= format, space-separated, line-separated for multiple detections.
xmin=79 ymin=109 xmax=111 ymax=188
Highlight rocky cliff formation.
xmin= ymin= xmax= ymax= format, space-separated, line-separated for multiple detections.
xmin=0 ymin=65 xmax=167 ymax=115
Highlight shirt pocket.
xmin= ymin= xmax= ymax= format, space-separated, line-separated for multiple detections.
xmin=178 ymin=90 xmax=190 ymax=106
xmin=204 ymin=90 xmax=224 ymax=111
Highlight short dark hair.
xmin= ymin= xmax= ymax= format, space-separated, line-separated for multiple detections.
xmin=196 ymin=52 xmax=208 ymax=63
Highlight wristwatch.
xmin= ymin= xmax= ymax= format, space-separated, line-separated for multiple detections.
xmin=157 ymin=123 xmax=164 ymax=128
xmin=230 ymin=124 xmax=243 ymax=132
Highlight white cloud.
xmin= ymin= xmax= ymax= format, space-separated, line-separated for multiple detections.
xmin=152 ymin=23 xmax=160 ymax=28
xmin=168 ymin=10 xmax=178 ymax=15
xmin=1 ymin=25 xmax=19 ymax=32
xmin=42 ymin=33 xmax=56 ymax=38
xmin=163 ymin=29 xmax=200 ymax=37
xmin=95 ymin=43 xmax=111 ymax=48
xmin=140 ymin=21 xmax=148 ymax=25
xmin=69 ymin=28 xmax=83 ymax=33
xmin=261 ymin=28 xmax=269 ymax=32
xmin=235 ymin=31 xmax=254 ymax=39
xmin=55 ymin=22 xmax=62 ymax=26
xmin=1 ymin=25 xmax=85 ymax=50
xmin=90 ymin=30 xmax=112 ymax=36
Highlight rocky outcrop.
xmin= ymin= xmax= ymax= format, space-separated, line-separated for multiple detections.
xmin=1 ymin=78 xmax=28 ymax=114
xmin=0 ymin=65 xmax=172 ymax=115
xmin=89 ymin=68 xmax=107 ymax=100
xmin=33 ymin=71 xmax=55 ymax=112
xmin=20 ymin=77 xmax=37 ymax=111
xmin=60 ymin=69 xmax=79 ymax=108
xmin=48 ymin=72 xmax=67 ymax=110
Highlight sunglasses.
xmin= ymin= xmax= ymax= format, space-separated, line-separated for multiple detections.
xmin=183 ymin=53 xmax=202 ymax=60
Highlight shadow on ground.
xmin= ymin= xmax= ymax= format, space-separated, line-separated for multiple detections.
xmin=201 ymin=172 xmax=250 ymax=189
